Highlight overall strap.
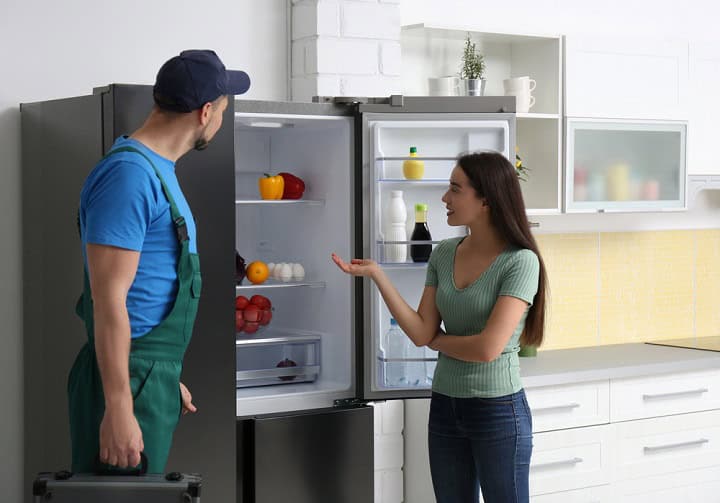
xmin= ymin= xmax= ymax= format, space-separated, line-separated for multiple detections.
xmin=105 ymin=146 xmax=189 ymax=243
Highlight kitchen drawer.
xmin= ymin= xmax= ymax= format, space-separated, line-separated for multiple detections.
xmin=529 ymin=424 xmax=613 ymax=496
xmin=610 ymin=369 xmax=720 ymax=422
xmin=614 ymin=409 xmax=720 ymax=481
xmin=531 ymin=485 xmax=611 ymax=503
xmin=614 ymin=464 xmax=720 ymax=502
xmin=526 ymin=380 xmax=609 ymax=432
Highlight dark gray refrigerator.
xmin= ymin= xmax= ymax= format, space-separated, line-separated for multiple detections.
xmin=22 ymin=85 xmax=515 ymax=502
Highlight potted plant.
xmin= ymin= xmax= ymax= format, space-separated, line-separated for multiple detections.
xmin=460 ymin=34 xmax=486 ymax=96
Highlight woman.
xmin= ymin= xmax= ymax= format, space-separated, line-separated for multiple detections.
xmin=332 ymin=151 xmax=547 ymax=502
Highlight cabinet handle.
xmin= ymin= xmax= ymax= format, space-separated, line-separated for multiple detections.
xmin=642 ymin=388 xmax=708 ymax=401
xmin=532 ymin=457 xmax=583 ymax=470
xmin=643 ymin=438 xmax=709 ymax=454
xmin=533 ymin=402 xmax=581 ymax=413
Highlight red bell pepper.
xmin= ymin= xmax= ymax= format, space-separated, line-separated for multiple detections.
xmin=279 ymin=172 xmax=305 ymax=199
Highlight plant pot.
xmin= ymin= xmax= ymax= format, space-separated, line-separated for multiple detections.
xmin=463 ymin=78 xmax=486 ymax=96
xmin=518 ymin=345 xmax=537 ymax=357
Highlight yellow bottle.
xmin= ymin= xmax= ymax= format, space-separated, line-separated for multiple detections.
xmin=402 ymin=146 xmax=425 ymax=180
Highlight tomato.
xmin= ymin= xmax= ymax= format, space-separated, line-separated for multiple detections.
xmin=235 ymin=295 xmax=250 ymax=310
xmin=243 ymin=321 xmax=260 ymax=334
xmin=250 ymin=295 xmax=272 ymax=310
xmin=259 ymin=309 xmax=272 ymax=326
xmin=235 ymin=310 xmax=245 ymax=332
xmin=242 ymin=304 xmax=262 ymax=323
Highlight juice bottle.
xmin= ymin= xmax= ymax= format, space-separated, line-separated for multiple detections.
xmin=402 ymin=146 xmax=425 ymax=180
xmin=410 ymin=203 xmax=432 ymax=262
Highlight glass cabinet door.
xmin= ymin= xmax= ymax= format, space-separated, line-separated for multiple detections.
xmin=565 ymin=119 xmax=687 ymax=212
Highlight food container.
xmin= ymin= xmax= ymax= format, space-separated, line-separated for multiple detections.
xmin=235 ymin=334 xmax=320 ymax=388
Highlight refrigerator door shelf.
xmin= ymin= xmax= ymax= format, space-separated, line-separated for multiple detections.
xmin=376 ymin=239 xmax=439 ymax=265
xmin=378 ymin=178 xmax=449 ymax=185
xmin=236 ymin=280 xmax=326 ymax=291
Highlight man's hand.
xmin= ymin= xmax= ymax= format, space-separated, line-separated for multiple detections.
xmin=180 ymin=382 xmax=197 ymax=415
xmin=99 ymin=405 xmax=144 ymax=468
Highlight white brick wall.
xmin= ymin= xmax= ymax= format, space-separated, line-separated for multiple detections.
xmin=372 ymin=400 xmax=404 ymax=503
xmin=291 ymin=0 xmax=402 ymax=101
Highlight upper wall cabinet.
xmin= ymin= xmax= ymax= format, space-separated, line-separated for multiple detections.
xmin=401 ymin=24 xmax=563 ymax=214
xmin=565 ymin=35 xmax=689 ymax=120
xmin=688 ymin=41 xmax=720 ymax=176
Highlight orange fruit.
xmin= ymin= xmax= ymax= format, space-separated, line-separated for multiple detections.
xmin=246 ymin=261 xmax=269 ymax=284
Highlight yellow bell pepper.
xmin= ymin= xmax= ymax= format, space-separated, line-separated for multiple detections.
xmin=258 ymin=174 xmax=285 ymax=200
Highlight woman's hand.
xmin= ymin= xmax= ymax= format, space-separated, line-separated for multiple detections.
xmin=179 ymin=382 xmax=197 ymax=415
xmin=331 ymin=253 xmax=380 ymax=278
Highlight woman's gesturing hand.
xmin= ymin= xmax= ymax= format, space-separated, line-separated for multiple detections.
xmin=331 ymin=253 xmax=380 ymax=278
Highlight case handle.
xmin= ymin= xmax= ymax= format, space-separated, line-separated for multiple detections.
xmin=94 ymin=452 xmax=148 ymax=476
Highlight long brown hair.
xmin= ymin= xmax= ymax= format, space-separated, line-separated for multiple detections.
xmin=457 ymin=151 xmax=547 ymax=347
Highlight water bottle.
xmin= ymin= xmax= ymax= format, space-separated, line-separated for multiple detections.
xmin=385 ymin=319 xmax=406 ymax=386
xmin=384 ymin=319 xmax=427 ymax=387
xmin=385 ymin=191 xmax=407 ymax=263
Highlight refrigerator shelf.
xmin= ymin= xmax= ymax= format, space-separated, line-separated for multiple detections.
xmin=380 ymin=262 xmax=428 ymax=269
xmin=377 ymin=239 xmax=440 ymax=245
xmin=236 ymin=332 xmax=322 ymax=346
xmin=236 ymin=280 xmax=326 ymax=291
xmin=235 ymin=199 xmax=324 ymax=206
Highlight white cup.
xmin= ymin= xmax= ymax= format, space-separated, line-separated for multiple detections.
xmin=503 ymin=76 xmax=536 ymax=93
xmin=428 ymin=76 xmax=460 ymax=96
xmin=514 ymin=92 xmax=536 ymax=113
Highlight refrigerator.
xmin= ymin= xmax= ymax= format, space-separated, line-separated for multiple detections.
xmin=21 ymin=85 xmax=515 ymax=503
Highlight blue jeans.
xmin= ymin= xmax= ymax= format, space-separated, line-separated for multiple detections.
xmin=428 ymin=390 xmax=533 ymax=503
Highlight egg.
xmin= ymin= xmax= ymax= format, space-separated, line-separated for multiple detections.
xmin=279 ymin=263 xmax=293 ymax=282
xmin=291 ymin=263 xmax=305 ymax=281
xmin=273 ymin=263 xmax=285 ymax=280
xmin=267 ymin=263 xmax=276 ymax=277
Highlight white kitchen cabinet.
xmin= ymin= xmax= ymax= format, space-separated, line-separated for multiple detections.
xmin=531 ymin=485 xmax=611 ymax=502
xmin=401 ymin=24 xmax=563 ymax=214
xmin=525 ymin=380 xmax=609 ymax=433
xmin=530 ymin=425 xmax=613 ymax=496
xmin=565 ymin=119 xmax=687 ymax=212
xmin=688 ymin=41 xmax=720 ymax=176
xmin=613 ymin=465 xmax=720 ymax=502
xmin=565 ymin=35 xmax=689 ymax=120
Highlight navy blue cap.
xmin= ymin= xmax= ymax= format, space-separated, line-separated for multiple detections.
xmin=153 ymin=49 xmax=251 ymax=112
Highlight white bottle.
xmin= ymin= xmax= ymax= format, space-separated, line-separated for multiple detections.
xmin=385 ymin=190 xmax=407 ymax=263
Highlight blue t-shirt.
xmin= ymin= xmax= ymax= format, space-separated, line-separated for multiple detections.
xmin=79 ymin=136 xmax=197 ymax=338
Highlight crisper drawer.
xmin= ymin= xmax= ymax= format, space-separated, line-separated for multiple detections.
xmin=526 ymin=380 xmax=610 ymax=432
xmin=529 ymin=424 xmax=613 ymax=496
xmin=531 ymin=485 xmax=611 ymax=503
xmin=609 ymin=369 xmax=720 ymax=422
xmin=235 ymin=334 xmax=320 ymax=388
xmin=614 ymin=409 xmax=720 ymax=481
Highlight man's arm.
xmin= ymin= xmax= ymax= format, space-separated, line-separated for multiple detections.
xmin=87 ymin=243 xmax=144 ymax=468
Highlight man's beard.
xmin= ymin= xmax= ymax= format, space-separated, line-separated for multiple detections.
xmin=194 ymin=137 xmax=209 ymax=151
xmin=194 ymin=124 xmax=211 ymax=151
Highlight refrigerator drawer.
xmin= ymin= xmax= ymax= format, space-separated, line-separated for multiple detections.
xmin=236 ymin=334 xmax=320 ymax=388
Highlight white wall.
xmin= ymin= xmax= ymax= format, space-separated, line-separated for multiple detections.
xmin=0 ymin=1 xmax=288 ymax=501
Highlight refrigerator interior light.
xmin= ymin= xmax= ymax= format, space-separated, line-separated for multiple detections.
xmin=248 ymin=120 xmax=293 ymax=128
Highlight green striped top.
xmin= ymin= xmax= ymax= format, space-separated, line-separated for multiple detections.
xmin=425 ymin=236 xmax=540 ymax=398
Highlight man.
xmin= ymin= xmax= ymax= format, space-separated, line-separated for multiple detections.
xmin=68 ymin=50 xmax=250 ymax=474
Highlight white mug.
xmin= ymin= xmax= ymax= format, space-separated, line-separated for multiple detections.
xmin=428 ymin=76 xmax=460 ymax=96
xmin=503 ymin=76 xmax=536 ymax=93
xmin=514 ymin=92 xmax=536 ymax=113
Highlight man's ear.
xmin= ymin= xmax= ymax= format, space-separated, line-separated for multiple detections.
xmin=198 ymin=102 xmax=213 ymax=126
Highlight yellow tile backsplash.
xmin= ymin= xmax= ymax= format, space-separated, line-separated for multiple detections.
xmin=535 ymin=229 xmax=720 ymax=351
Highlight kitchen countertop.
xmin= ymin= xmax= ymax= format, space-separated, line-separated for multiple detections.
xmin=520 ymin=343 xmax=720 ymax=388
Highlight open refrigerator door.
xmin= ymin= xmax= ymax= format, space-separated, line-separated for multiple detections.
xmin=360 ymin=107 xmax=514 ymax=400
xmin=232 ymin=103 xmax=356 ymax=416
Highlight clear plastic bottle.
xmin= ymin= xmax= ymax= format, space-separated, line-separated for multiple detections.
xmin=384 ymin=318 xmax=427 ymax=387
xmin=385 ymin=190 xmax=407 ymax=263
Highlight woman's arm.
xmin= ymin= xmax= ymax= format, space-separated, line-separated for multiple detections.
xmin=429 ymin=295 xmax=529 ymax=362
xmin=332 ymin=254 xmax=441 ymax=346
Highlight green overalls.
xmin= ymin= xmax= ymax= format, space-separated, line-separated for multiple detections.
xmin=68 ymin=147 xmax=201 ymax=474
